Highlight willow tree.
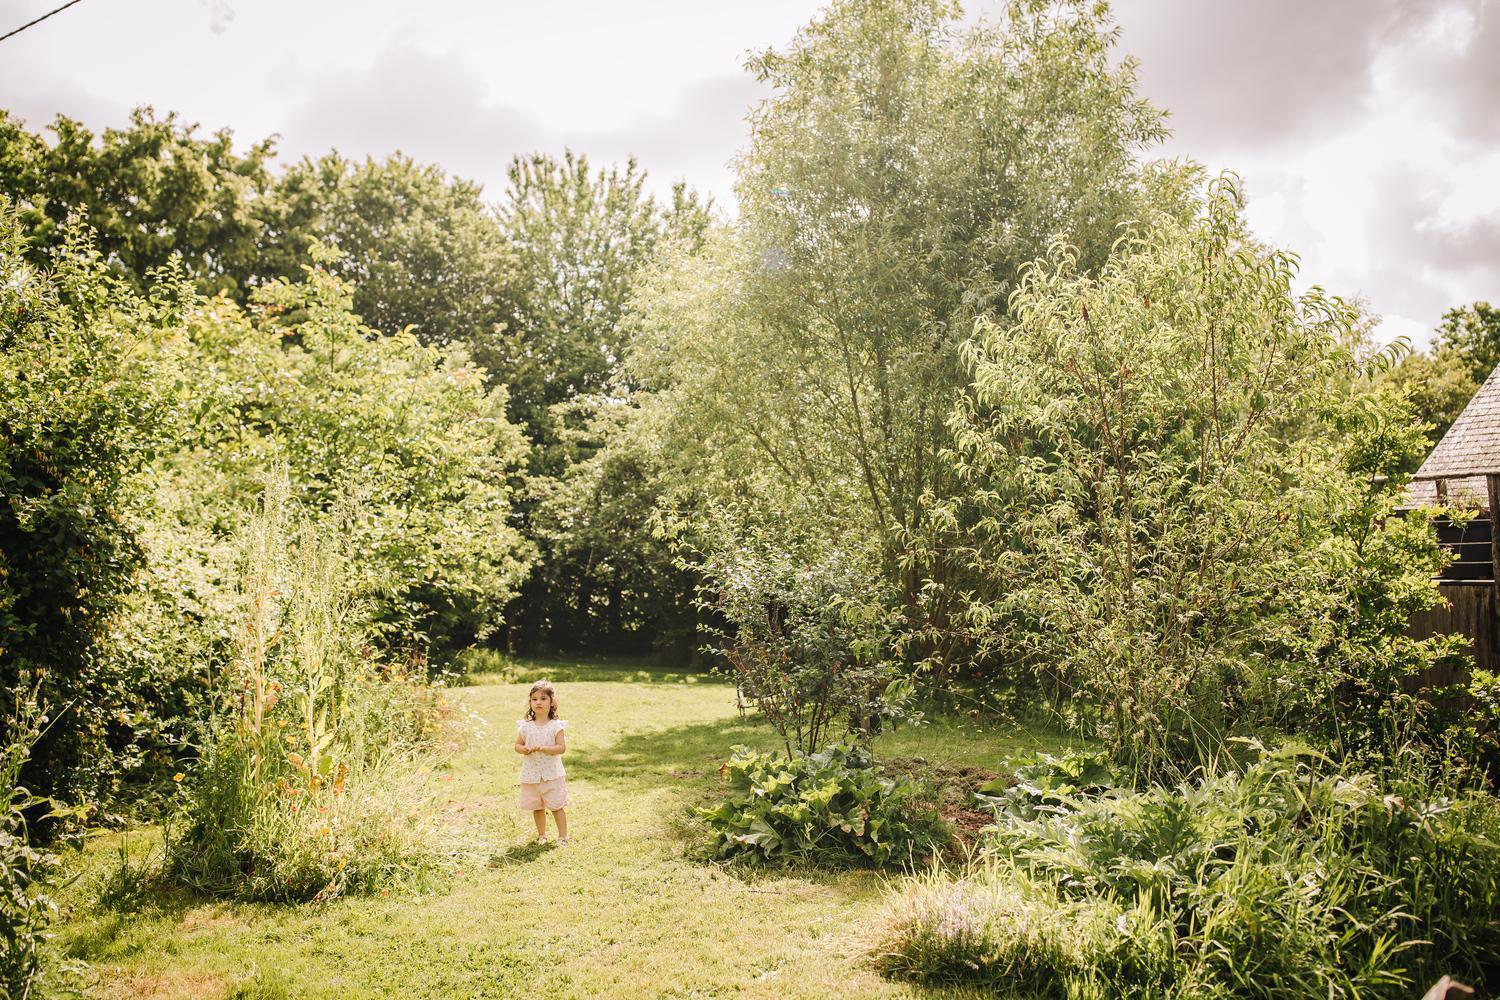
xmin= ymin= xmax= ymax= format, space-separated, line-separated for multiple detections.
xmin=630 ymin=0 xmax=1169 ymax=657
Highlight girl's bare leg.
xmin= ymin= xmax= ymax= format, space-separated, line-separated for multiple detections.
xmin=552 ymin=808 xmax=568 ymax=840
xmin=532 ymin=809 xmax=547 ymax=838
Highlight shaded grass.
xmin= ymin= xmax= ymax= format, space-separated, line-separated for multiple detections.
xmin=451 ymin=647 xmax=711 ymax=686
xmin=51 ymin=658 xmax=1065 ymax=999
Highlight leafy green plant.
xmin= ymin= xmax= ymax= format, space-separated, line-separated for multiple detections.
xmin=695 ymin=518 xmax=916 ymax=756
xmin=699 ymin=740 xmax=949 ymax=868
xmin=939 ymin=173 xmax=1450 ymax=775
xmin=974 ymin=748 xmax=1117 ymax=820
xmin=0 ymin=201 xmax=189 ymax=810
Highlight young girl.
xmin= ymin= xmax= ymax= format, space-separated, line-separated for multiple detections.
xmin=515 ymin=680 xmax=569 ymax=844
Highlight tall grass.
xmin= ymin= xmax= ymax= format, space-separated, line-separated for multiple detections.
xmin=168 ymin=474 xmax=462 ymax=901
xmin=873 ymin=747 xmax=1500 ymax=997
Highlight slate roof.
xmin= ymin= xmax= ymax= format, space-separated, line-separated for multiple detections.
xmin=1409 ymin=363 xmax=1500 ymax=506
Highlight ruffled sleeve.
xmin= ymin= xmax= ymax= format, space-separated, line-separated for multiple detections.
xmin=555 ymin=719 xmax=568 ymax=731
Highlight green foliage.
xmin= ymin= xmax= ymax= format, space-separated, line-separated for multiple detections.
xmin=522 ymin=397 xmax=698 ymax=656
xmin=168 ymin=477 xmax=458 ymax=902
xmin=1433 ymin=301 xmax=1500 ymax=384
xmin=171 ymin=251 xmax=534 ymax=654
xmin=940 ymin=174 xmax=1450 ymax=774
xmin=0 ymin=704 xmax=62 ymax=998
xmin=699 ymin=740 xmax=949 ymax=867
xmin=0 ymin=108 xmax=277 ymax=298
xmin=879 ymin=748 xmax=1500 ymax=996
xmin=495 ymin=152 xmax=711 ymax=654
xmin=1384 ymin=301 xmax=1500 ymax=449
xmin=0 ymin=203 xmax=188 ymax=806
xmin=489 ymin=151 xmax=708 ymax=462
xmin=697 ymin=522 xmax=914 ymax=755
xmin=268 ymin=153 xmax=515 ymax=351
xmin=629 ymin=0 xmax=1169 ymax=656
xmin=1385 ymin=347 xmax=1475 ymax=449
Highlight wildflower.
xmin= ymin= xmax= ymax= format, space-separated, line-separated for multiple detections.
xmin=173 ymin=773 xmax=185 ymax=783
xmin=320 ymin=826 xmax=331 ymax=837
xmin=290 ymin=804 xmax=300 ymax=814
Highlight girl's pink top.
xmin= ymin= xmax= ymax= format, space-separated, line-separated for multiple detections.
xmin=517 ymin=718 xmax=567 ymax=783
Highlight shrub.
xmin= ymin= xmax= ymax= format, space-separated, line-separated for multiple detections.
xmin=879 ymin=747 xmax=1500 ymax=996
xmin=698 ymin=522 xmax=915 ymax=755
xmin=0 ymin=204 xmax=187 ymax=809
xmin=699 ymin=740 xmax=949 ymax=868
xmin=0 ymin=703 xmax=63 ymax=997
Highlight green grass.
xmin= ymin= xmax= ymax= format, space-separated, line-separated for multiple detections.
xmin=50 ymin=659 xmax=1061 ymax=999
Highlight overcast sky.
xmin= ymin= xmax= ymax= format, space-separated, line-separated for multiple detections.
xmin=2 ymin=0 xmax=1496 ymax=345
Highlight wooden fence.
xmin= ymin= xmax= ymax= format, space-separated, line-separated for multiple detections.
xmin=1407 ymin=581 xmax=1492 ymax=691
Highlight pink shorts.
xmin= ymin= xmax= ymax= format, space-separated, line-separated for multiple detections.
xmin=518 ymin=776 xmax=568 ymax=810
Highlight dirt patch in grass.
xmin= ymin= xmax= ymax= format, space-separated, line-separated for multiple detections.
xmin=176 ymin=905 xmax=242 ymax=936
xmin=885 ymin=756 xmax=1008 ymax=851
xmin=100 ymin=968 xmax=228 ymax=1000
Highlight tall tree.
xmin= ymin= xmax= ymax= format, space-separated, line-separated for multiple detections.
xmin=487 ymin=153 xmax=710 ymax=652
xmin=488 ymin=151 xmax=709 ymax=467
xmin=629 ymin=0 xmax=1168 ymax=654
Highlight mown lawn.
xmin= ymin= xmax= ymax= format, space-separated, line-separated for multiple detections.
xmin=52 ymin=659 xmax=1069 ymax=999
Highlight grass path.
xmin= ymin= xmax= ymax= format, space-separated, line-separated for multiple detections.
xmin=54 ymin=660 xmax=1063 ymax=999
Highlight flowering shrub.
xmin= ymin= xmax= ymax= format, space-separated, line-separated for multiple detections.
xmin=699 ymin=740 xmax=949 ymax=868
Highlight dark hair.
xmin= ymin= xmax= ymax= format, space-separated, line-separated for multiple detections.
xmin=525 ymin=680 xmax=558 ymax=721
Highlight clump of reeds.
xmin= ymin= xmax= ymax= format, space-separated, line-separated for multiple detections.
xmin=168 ymin=472 xmax=466 ymax=901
